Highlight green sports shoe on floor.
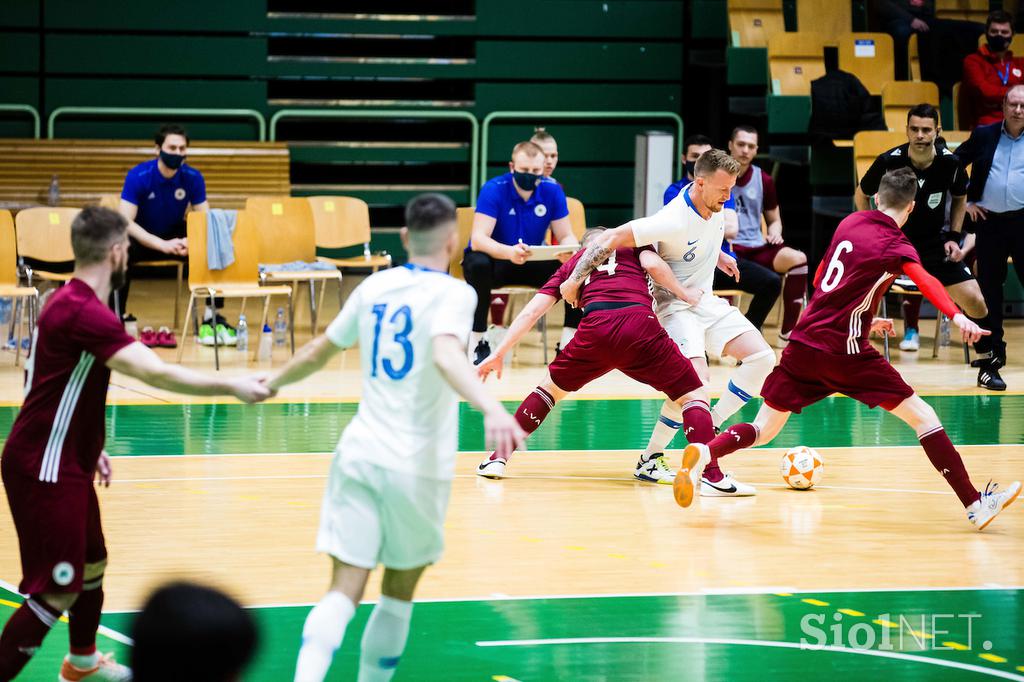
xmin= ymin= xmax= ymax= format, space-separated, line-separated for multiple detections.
xmin=216 ymin=323 xmax=237 ymax=346
xmin=198 ymin=323 xmax=215 ymax=346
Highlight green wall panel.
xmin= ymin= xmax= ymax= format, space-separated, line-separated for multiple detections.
xmin=476 ymin=41 xmax=682 ymax=80
xmin=690 ymin=0 xmax=728 ymax=39
xmin=0 ymin=0 xmax=39 ymax=28
xmin=475 ymin=82 xmax=681 ymax=113
xmin=487 ymin=123 xmax=675 ymax=163
xmin=44 ymin=0 xmax=265 ymax=31
xmin=0 ymin=32 xmax=38 ymax=72
xmin=45 ymin=78 xmax=266 ymax=111
xmin=477 ymin=0 xmax=683 ymax=38
xmin=0 ymin=77 xmax=39 ymax=107
xmin=46 ymin=35 xmax=266 ymax=77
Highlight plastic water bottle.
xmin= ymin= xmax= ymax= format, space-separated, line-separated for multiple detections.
xmin=0 ymin=298 xmax=11 ymax=326
xmin=258 ymin=323 xmax=273 ymax=361
xmin=274 ymin=308 xmax=287 ymax=347
xmin=122 ymin=314 xmax=139 ymax=341
xmin=940 ymin=315 xmax=951 ymax=347
xmin=236 ymin=314 xmax=248 ymax=352
xmin=47 ymin=175 xmax=59 ymax=207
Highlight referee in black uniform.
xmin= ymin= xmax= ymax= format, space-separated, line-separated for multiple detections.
xmin=854 ymin=103 xmax=988 ymax=355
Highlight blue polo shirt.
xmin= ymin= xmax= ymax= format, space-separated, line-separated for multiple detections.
xmin=474 ymin=172 xmax=569 ymax=247
xmin=120 ymin=159 xmax=207 ymax=238
xmin=665 ymin=180 xmax=736 ymax=256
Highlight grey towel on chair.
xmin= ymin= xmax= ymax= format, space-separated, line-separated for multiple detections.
xmin=206 ymin=209 xmax=237 ymax=271
xmin=259 ymin=260 xmax=337 ymax=273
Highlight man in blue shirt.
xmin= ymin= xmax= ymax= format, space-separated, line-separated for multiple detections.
xmin=665 ymin=135 xmax=782 ymax=331
xmin=464 ymin=141 xmax=581 ymax=363
xmin=117 ymin=124 xmax=223 ymax=346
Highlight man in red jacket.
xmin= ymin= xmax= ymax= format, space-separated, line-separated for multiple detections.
xmin=961 ymin=10 xmax=1024 ymax=130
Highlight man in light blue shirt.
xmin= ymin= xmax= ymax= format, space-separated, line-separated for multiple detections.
xmin=957 ymin=84 xmax=1024 ymax=389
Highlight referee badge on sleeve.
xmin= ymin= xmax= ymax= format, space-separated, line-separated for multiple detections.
xmin=927 ymin=192 xmax=942 ymax=209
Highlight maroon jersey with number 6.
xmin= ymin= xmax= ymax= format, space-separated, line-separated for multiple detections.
xmin=791 ymin=210 xmax=921 ymax=355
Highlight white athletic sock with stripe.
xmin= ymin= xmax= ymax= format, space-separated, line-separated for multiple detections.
xmin=711 ymin=349 xmax=775 ymax=427
xmin=294 ymin=591 xmax=356 ymax=682
xmin=642 ymin=400 xmax=683 ymax=458
xmin=358 ymin=596 xmax=414 ymax=682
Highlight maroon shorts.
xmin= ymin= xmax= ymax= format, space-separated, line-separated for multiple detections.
xmin=761 ymin=341 xmax=914 ymax=414
xmin=1 ymin=465 xmax=106 ymax=595
xmin=549 ymin=305 xmax=702 ymax=399
xmin=733 ymin=242 xmax=786 ymax=271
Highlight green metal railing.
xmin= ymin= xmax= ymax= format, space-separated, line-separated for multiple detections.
xmin=48 ymin=107 xmax=267 ymax=141
xmin=0 ymin=104 xmax=41 ymax=139
xmin=480 ymin=110 xmax=684 ymax=188
xmin=270 ymin=109 xmax=480 ymax=200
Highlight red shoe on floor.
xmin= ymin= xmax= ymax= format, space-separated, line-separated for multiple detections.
xmin=156 ymin=326 xmax=177 ymax=348
xmin=139 ymin=326 xmax=159 ymax=347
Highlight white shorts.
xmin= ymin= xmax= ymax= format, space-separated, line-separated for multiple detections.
xmin=316 ymin=456 xmax=452 ymax=571
xmin=658 ymin=294 xmax=755 ymax=359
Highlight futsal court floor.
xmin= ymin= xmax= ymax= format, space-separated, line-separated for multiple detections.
xmin=0 ymin=278 xmax=1020 ymax=680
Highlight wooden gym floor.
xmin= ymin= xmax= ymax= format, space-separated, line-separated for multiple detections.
xmin=0 ymin=276 xmax=1020 ymax=680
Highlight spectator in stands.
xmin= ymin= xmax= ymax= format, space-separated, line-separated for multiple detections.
xmin=877 ymin=0 xmax=984 ymax=88
xmin=961 ymin=11 xmax=1024 ymax=130
xmin=727 ymin=126 xmax=808 ymax=345
xmin=117 ymin=124 xmax=225 ymax=347
xmin=955 ymin=84 xmax=1024 ymax=390
xmin=463 ymin=141 xmax=581 ymax=364
xmin=531 ymin=127 xmax=560 ymax=184
xmin=132 ymin=582 xmax=257 ymax=682
xmin=855 ymin=103 xmax=986 ymax=353
xmin=665 ymin=134 xmax=781 ymax=331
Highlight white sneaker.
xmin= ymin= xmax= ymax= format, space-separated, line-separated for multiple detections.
xmin=701 ymin=472 xmax=757 ymax=497
xmin=967 ymin=480 xmax=1021 ymax=530
xmin=673 ymin=443 xmax=711 ymax=508
xmin=59 ymin=652 xmax=132 ymax=681
xmin=899 ymin=328 xmax=920 ymax=351
xmin=634 ymin=453 xmax=675 ymax=485
xmin=477 ymin=456 xmax=506 ymax=479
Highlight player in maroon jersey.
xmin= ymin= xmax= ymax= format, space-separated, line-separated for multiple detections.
xmin=677 ymin=168 xmax=1020 ymax=530
xmin=475 ymin=227 xmax=715 ymax=503
xmin=0 ymin=207 xmax=270 ymax=682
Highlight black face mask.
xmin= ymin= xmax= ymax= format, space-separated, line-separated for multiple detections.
xmin=987 ymin=34 xmax=1011 ymax=52
xmin=159 ymin=150 xmax=185 ymax=170
xmin=685 ymin=161 xmax=697 ymax=178
xmin=512 ymin=171 xmax=541 ymax=192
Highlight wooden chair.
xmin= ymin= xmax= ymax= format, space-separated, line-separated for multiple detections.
xmin=99 ymin=192 xmax=184 ymax=328
xmin=797 ymin=0 xmax=850 ymax=37
xmin=937 ymin=0 xmax=990 ymax=22
xmin=454 ymin=207 xmax=551 ymax=364
xmin=14 ymin=207 xmax=78 ymax=286
xmin=838 ymin=33 xmax=895 ymax=96
xmin=245 ymin=196 xmax=341 ymax=337
xmin=881 ymin=81 xmax=940 ymax=131
xmin=177 ymin=211 xmax=293 ymax=369
xmin=308 ymin=195 xmax=392 ymax=273
xmin=852 ymin=131 xmax=906 ymax=183
xmin=768 ymin=32 xmax=827 ymax=95
xmin=566 ymin=197 xmax=587 ymax=241
xmin=0 ymin=210 xmax=37 ymax=366
xmin=728 ymin=0 xmax=784 ymax=48
xmin=908 ymin=34 xmax=921 ymax=82
xmin=880 ymin=284 xmax=966 ymax=362
xmin=952 ymin=81 xmax=962 ymax=130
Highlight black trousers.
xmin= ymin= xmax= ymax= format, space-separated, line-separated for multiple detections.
xmin=713 ymin=257 xmax=781 ymax=331
xmin=973 ymin=209 xmax=1024 ymax=359
xmin=462 ymin=250 xmax=583 ymax=333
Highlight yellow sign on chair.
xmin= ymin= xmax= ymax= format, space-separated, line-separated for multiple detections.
xmin=271 ymin=203 xmax=283 ymax=216
xmin=323 ymin=201 xmax=335 ymax=213
xmin=49 ymin=212 xmax=59 ymax=225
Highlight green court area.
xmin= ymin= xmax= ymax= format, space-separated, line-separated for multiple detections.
xmin=3 ymin=586 xmax=1021 ymax=680
xmin=0 ymin=394 xmax=1017 ymax=457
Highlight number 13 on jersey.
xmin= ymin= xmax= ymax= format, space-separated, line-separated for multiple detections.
xmin=370 ymin=303 xmax=414 ymax=379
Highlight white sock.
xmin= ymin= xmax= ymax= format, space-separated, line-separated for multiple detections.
xmin=642 ymin=399 xmax=683 ymax=457
xmin=559 ymin=326 xmax=576 ymax=347
xmin=294 ymin=591 xmax=356 ymax=682
xmin=357 ymin=596 xmax=414 ymax=682
xmin=67 ymin=651 xmax=99 ymax=669
xmin=469 ymin=331 xmax=484 ymax=348
xmin=711 ymin=349 xmax=774 ymax=427
xmin=203 ymin=305 xmax=215 ymax=322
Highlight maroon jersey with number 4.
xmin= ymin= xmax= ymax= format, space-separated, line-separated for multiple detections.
xmin=539 ymin=246 xmax=655 ymax=307
xmin=791 ymin=211 xmax=920 ymax=355
xmin=3 ymin=279 xmax=135 ymax=484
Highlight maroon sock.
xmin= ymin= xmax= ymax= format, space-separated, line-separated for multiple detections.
xmin=902 ymin=296 xmax=922 ymax=332
xmin=781 ymin=266 xmax=808 ymax=335
xmin=708 ymin=422 xmax=759 ymax=464
xmin=68 ymin=585 xmax=103 ymax=655
xmin=489 ymin=295 xmax=507 ymax=327
xmin=0 ymin=597 xmax=61 ymax=681
xmin=683 ymin=400 xmax=722 ymax=481
xmin=486 ymin=386 xmax=555 ymax=463
xmin=919 ymin=427 xmax=980 ymax=507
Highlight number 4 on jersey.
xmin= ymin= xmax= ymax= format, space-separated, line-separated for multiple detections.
xmin=584 ymin=251 xmax=618 ymax=286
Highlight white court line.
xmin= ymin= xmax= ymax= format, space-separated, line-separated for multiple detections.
xmin=473 ymin=636 xmax=1024 ymax=681
xmin=0 ymin=578 xmax=134 ymax=647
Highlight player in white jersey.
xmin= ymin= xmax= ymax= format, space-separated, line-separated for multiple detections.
xmin=266 ymin=194 xmax=526 ymax=682
xmin=560 ymin=150 xmax=775 ymax=496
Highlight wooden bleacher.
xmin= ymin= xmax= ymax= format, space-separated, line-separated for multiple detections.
xmin=0 ymin=139 xmax=290 ymax=210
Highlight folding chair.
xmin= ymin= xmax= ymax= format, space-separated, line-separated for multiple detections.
xmin=0 ymin=210 xmax=37 ymax=366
